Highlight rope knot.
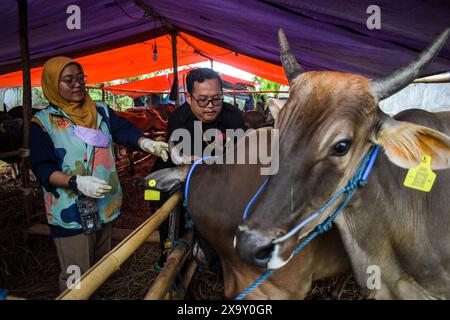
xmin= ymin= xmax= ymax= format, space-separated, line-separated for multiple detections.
xmin=345 ymin=180 xmax=358 ymax=192
xmin=316 ymin=222 xmax=332 ymax=233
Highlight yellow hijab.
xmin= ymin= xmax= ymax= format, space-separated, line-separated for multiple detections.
xmin=41 ymin=56 xmax=97 ymax=129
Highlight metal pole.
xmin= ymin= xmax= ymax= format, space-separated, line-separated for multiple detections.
xmin=171 ymin=32 xmax=179 ymax=107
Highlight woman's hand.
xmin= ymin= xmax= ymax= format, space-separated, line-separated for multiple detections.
xmin=139 ymin=138 xmax=169 ymax=162
xmin=76 ymin=176 xmax=112 ymax=198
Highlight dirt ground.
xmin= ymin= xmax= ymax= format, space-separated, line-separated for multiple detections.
xmin=0 ymin=156 xmax=360 ymax=300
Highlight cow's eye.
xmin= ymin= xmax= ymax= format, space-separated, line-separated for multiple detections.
xmin=330 ymin=139 xmax=352 ymax=156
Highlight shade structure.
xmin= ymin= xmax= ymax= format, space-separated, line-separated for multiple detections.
xmin=104 ymin=66 xmax=257 ymax=99
xmin=0 ymin=33 xmax=285 ymax=88
xmin=1 ymin=1 xmax=449 ymax=88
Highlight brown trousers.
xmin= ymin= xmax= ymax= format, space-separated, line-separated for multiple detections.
xmin=53 ymin=222 xmax=113 ymax=292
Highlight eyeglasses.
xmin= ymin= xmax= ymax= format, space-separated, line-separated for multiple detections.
xmin=191 ymin=95 xmax=224 ymax=108
xmin=59 ymin=74 xmax=87 ymax=87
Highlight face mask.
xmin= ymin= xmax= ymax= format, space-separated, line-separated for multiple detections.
xmin=73 ymin=125 xmax=109 ymax=147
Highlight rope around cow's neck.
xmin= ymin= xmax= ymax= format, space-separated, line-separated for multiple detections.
xmin=234 ymin=145 xmax=380 ymax=300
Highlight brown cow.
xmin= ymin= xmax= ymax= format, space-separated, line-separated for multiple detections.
xmin=143 ymin=128 xmax=350 ymax=299
xmin=114 ymin=106 xmax=171 ymax=173
xmin=242 ymin=110 xmax=274 ymax=129
xmin=116 ymin=106 xmax=167 ymax=134
xmin=234 ymin=28 xmax=450 ymax=299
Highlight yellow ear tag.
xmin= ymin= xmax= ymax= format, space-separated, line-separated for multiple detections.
xmin=144 ymin=189 xmax=160 ymax=201
xmin=403 ymin=155 xmax=436 ymax=192
xmin=148 ymin=179 xmax=156 ymax=187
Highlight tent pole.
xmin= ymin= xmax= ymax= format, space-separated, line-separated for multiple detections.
xmin=183 ymin=74 xmax=187 ymax=100
xmin=171 ymin=32 xmax=179 ymax=107
xmin=17 ymin=0 xmax=33 ymax=224
xmin=101 ymin=83 xmax=105 ymax=102
xmin=133 ymin=0 xmax=214 ymax=63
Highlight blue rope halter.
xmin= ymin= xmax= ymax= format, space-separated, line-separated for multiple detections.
xmin=235 ymin=145 xmax=380 ymax=300
xmin=183 ymin=156 xmax=214 ymax=208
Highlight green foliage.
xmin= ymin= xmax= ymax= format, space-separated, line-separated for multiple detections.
xmin=251 ymin=77 xmax=282 ymax=109
xmin=32 ymin=87 xmax=47 ymax=107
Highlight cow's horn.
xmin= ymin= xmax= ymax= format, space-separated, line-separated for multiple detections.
xmin=371 ymin=28 xmax=449 ymax=101
xmin=278 ymin=28 xmax=304 ymax=84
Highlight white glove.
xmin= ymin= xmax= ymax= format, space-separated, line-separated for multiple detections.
xmin=139 ymin=139 xmax=169 ymax=162
xmin=76 ymin=175 xmax=112 ymax=198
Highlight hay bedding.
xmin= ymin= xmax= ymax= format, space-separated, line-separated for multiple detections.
xmin=0 ymin=160 xmax=360 ymax=300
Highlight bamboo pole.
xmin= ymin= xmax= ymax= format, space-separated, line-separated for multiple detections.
xmin=56 ymin=192 xmax=182 ymax=300
xmin=178 ymin=260 xmax=197 ymax=299
xmin=86 ymin=85 xmax=289 ymax=96
xmin=144 ymin=230 xmax=193 ymax=300
xmin=27 ymin=223 xmax=160 ymax=243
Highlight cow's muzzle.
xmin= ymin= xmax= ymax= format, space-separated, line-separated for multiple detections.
xmin=234 ymin=226 xmax=276 ymax=268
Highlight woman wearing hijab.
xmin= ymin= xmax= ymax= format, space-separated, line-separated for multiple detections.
xmin=30 ymin=57 xmax=168 ymax=292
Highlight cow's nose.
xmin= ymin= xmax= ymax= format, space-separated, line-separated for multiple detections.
xmin=234 ymin=228 xmax=275 ymax=268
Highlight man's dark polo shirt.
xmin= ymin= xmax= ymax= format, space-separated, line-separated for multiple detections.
xmin=153 ymin=101 xmax=247 ymax=171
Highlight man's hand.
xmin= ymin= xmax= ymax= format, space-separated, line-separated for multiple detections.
xmin=139 ymin=138 xmax=169 ymax=162
xmin=76 ymin=176 xmax=112 ymax=198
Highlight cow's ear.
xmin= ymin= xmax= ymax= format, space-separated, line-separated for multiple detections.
xmin=374 ymin=117 xmax=450 ymax=170
xmin=142 ymin=165 xmax=191 ymax=192
xmin=267 ymin=98 xmax=286 ymax=124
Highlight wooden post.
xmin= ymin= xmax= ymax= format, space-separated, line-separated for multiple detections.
xmin=17 ymin=0 xmax=32 ymax=224
xmin=179 ymin=260 xmax=197 ymax=299
xmin=144 ymin=230 xmax=193 ymax=300
xmin=101 ymin=83 xmax=105 ymax=102
xmin=171 ymin=32 xmax=179 ymax=107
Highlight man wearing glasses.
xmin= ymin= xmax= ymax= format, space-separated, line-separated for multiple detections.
xmin=169 ymin=67 xmax=246 ymax=159
xmin=152 ymin=68 xmax=247 ymax=271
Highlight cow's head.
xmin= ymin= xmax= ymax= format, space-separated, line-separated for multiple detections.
xmin=235 ymin=28 xmax=450 ymax=269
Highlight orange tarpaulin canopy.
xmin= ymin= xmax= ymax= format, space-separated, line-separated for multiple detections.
xmin=0 ymin=33 xmax=286 ymax=89
xmin=105 ymin=67 xmax=257 ymax=98
xmin=166 ymin=67 xmax=256 ymax=88
xmin=105 ymin=73 xmax=175 ymax=99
